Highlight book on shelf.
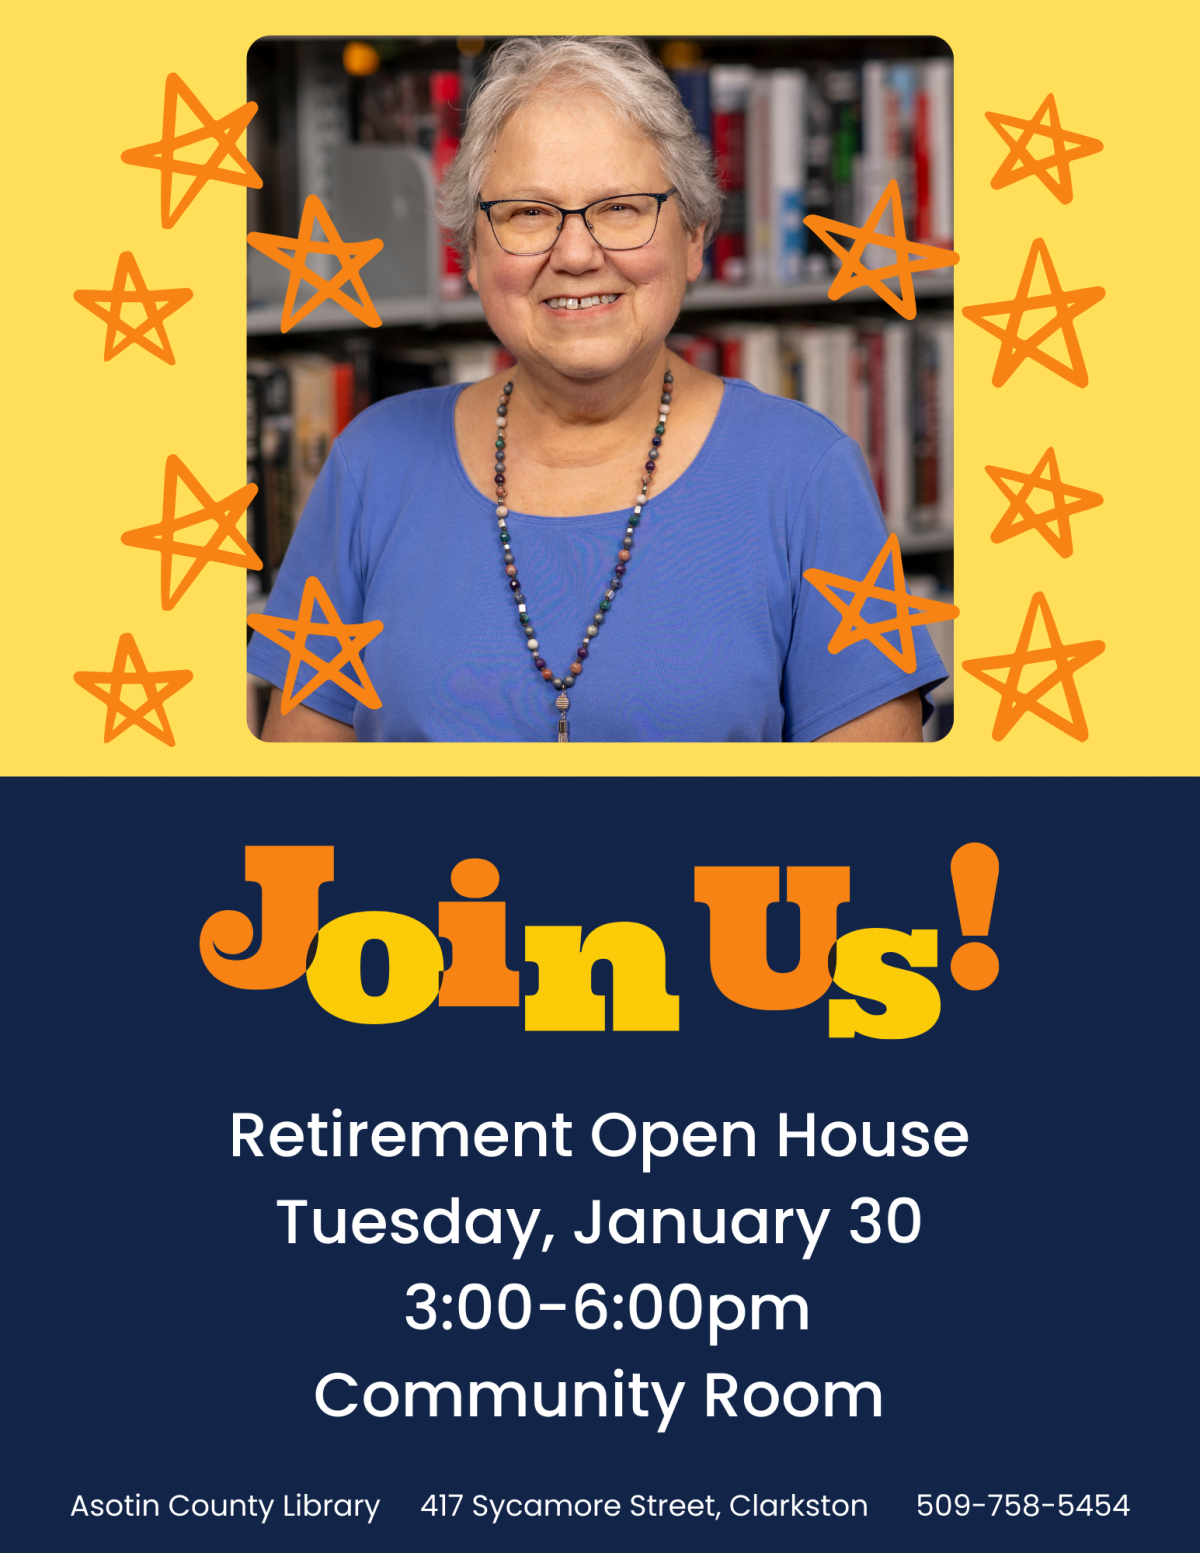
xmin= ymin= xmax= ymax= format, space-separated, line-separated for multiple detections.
xmin=671 ymin=67 xmax=713 ymax=282
xmin=246 ymin=359 xmax=294 ymax=589
xmin=709 ymin=65 xmax=752 ymax=284
xmin=441 ymin=343 xmax=518 ymax=383
xmin=768 ymin=70 xmax=807 ymax=285
xmin=430 ymin=71 xmax=465 ymax=301
xmin=666 ymin=332 xmax=720 ymax=375
xmin=912 ymin=316 xmax=953 ymax=534
xmin=922 ymin=59 xmax=953 ymax=250
xmin=728 ymin=67 xmax=808 ymax=286
xmin=280 ymin=354 xmax=346 ymax=537
xmin=672 ymin=66 xmax=712 ymax=146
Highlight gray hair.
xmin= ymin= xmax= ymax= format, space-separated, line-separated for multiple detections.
xmin=437 ymin=36 xmax=723 ymax=263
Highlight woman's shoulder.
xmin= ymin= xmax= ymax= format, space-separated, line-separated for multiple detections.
xmin=334 ymin=383 xmax=460 ymax=468
xmin=719 ymin=377 xmax=849 ymax=460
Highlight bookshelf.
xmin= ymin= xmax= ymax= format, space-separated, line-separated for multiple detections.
xmin=245 ymin=35 xmax=956 ymax=740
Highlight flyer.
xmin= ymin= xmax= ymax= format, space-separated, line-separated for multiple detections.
xmin=7 ymin=5 xmax=1195 ymax=1547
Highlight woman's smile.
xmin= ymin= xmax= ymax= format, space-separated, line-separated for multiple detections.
xmin=541 ymin=292 xmax=622 ymax=312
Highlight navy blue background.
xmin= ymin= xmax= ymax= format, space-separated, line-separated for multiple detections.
xmin=8 ymin=777 xmax=1191 ymax=1547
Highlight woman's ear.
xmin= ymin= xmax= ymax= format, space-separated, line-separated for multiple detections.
xmin=466 ymin=241 xmax=479 ymax=293
xmin=685 ymin=225 xmax=707 ymax=285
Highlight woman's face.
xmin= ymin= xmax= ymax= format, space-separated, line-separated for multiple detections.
xmin=468 ymin=93 xmax=705 ymax=384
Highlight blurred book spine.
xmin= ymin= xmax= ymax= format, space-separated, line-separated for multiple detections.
xmin=709 ymin=65 xmax=753 ymax=284
xmin=672 ymin=66 xmax=713 ymax=281
xmin=246 ymin=359 xmax=294 ymax=586
xmin=430 ymin=71 xmax=465 ymax=301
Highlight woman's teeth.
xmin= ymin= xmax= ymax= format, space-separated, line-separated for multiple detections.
xmin=546 ymin=294 xmax=618 ymax=309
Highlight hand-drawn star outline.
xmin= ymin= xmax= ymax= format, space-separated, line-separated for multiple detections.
xmin=803 ymin=179 xmax=959 ymax=320
xmin=73 ymin=252 xmax=193 ymax=364
xmin=803 ymin=532 xmax=959 ymax=674
xmin=248 ymin=576 xmax=384 ymax=714
xmin=120 ymin=73 xmax=262 ymax=229
xmin=985 ymin=448 xmax=1104 ymax=559
xmin=986 ymin=93 xmax=1103 ymax=206
xmin=74 ymin=634 xmax=193 ymax=745
xmin=961 ymin=238 xmax=1105 ymax=388
xmin=247 ymin=195 xmax=383 ymax=333
xmin=121 ymin=455 xmax=262 ymax=609
xmin=961 ymin=593 xmax=1105 ymax=742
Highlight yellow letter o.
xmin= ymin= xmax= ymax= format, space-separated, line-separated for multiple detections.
xmin=306 ymin=911 xmax=443 ymax=1024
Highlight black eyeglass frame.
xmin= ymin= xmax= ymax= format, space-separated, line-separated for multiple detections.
xmin=477 ymin=189 xmax=679 ymax=255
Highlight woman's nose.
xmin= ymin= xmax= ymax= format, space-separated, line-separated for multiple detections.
xmin=552 ymin=211 xmax=604 ymax=267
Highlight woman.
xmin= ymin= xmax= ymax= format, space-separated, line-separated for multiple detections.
xmin=252 ymin=36 xmax=945 ymax=742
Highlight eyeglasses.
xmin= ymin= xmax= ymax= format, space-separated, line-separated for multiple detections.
xmin=478 ymin=190 xmax=678 ymax=255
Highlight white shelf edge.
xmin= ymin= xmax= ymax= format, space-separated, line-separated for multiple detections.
xmin=247 ymin=275 xmax=955 ymax=336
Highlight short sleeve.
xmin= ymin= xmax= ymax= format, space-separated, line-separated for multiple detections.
xmin=783 ymin=434 xmax=948 ymax=741
xmin=247 ymin=442 xmax=367 ymax=726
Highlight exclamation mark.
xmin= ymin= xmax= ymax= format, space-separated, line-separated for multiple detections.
xmin=950 ymin=843 xmax=1000 ymax=990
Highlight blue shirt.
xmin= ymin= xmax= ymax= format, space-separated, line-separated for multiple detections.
xmin=248 ymin=380 xmax=946 ymax=741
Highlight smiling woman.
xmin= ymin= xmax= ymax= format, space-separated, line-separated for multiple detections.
xmin=249 ymin=36 xmax=946 ymax=743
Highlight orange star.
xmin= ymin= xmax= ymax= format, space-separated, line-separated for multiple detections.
xmin=248 ymin=576 xmax=383 ymax=714
xmin=120 ymin=73 xmax=262 ymax=229
xmin=985 ymin=448 xmax=1103 ymax=559
xmin=74 ymin=634 xmax=193 ymax=745
xmin=961 ymin=594 xmax=1105 ymax=742
xmin=121 ymin=455 xmax=262 ymax=609
xmin=74 ymin=252 xmax=193 ymax=364
xmin=962 ymin=239 xmax=1104 ymax=388
xmin=803 ymin=179 xmax=959 ymax=320
xmin=803 ymin=532 xmax=959 ymax=674
xmin=986 ymin=94 xmax=1103 ymax=206
xmin=247 ymin=195 xmax=383 ymax=332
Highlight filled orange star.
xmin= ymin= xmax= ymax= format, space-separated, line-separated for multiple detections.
xmin=985 ymin=448 xmax=1103 ymax=558
xmin=121 ymin=73 xmax=262 ymax=229
xmin=74 ymin=252 xmax=193 ymax=364
xmin=986 ymin=94 xmax=1103 ymax=206
xmin=961 ymin=593 xmax=1105 ymax=742
xmin=803 ymin=532 xmax=959 ymax=674
xmin=74 ymin=634 xmax=193 ymax=746
xmin=247 ymin=195 xmax=383 ymax=332
xmin=803 ymin=179 xmax=959 ymax=320
xmin=121 ymin=455 xmax=262 ymax=609
xmin=248 ymin=576 xmax=383 ymax=714
xmin=962 ymin=239 xmax=1104 ymax=388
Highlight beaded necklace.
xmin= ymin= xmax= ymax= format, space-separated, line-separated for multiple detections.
xmin=491 ymin=365 xmax=674 ymax=742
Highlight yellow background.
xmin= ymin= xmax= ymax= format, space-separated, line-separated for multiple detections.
xmin=7 ymin=1 xmax=1197 ymax=776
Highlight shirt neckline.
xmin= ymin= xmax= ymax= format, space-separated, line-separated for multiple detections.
xmin=443 ymin=376 xmax=734 ymax=527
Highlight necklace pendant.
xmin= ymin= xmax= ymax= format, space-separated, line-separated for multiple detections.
xmin=557 ymin=717 xmax=569 ymax=743
xmin=555 ymin=692 xmax=570 ymax=742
